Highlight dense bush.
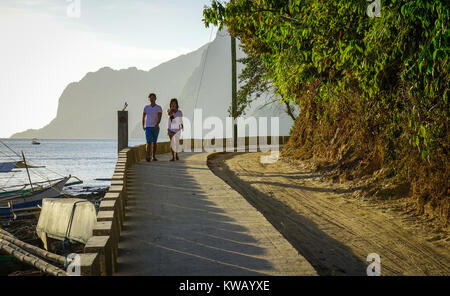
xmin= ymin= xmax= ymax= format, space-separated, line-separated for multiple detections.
xmin=204 ymin=0 xmax=449 ymax=224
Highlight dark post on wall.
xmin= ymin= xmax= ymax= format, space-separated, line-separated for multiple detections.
xmin=118 ymin=110 xmax=128 ymax=153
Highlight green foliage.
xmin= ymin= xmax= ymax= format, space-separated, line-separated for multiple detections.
xmin=203 ymin=0 xmax=449 ymax=163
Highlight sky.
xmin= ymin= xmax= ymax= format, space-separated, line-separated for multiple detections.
xmin=0 ymin=0 xmax=216 ymax=138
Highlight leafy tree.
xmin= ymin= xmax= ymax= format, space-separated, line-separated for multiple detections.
xmin=203 ymin=0 xmax=449 ymax=222
xmin=204 ymin=0 xmax=448 ymax=154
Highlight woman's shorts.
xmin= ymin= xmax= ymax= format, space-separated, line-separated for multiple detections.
xmin=168 ymin=129 xmax=179 ymax=136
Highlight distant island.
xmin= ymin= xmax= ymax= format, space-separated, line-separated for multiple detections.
xmin=11 ymin=31 xmax=293 ymax=140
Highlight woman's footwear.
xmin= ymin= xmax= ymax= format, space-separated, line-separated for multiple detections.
xmin=175 ymin=154 xmax=179 ymax=161
xmin=170 ymin=158 xmax=175 ymax=161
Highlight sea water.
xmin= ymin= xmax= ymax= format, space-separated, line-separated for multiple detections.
xmin=0 ymin=138 xmax=153 ymax=194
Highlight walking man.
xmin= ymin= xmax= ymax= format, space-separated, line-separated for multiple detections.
xmin=142 ymin=93 xmax=162 ymax=162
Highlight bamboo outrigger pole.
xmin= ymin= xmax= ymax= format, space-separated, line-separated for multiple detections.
xmin=0 ymin=232 xmax=66 ymax=266
xmin=21 ymin=151 xmax=34 ymax=192
xmin=0 ymin=227 xmax=15 ymax=238
xmin=0 ymin=239 xmax=67 ymax=276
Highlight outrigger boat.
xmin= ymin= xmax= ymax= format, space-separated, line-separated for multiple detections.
xmin=0 ymin=177 xmax=71 ymax=218
xmin=0 ymin=140 xmax=83 ymax=220
xmin=31 ymin=138 xmax=40 ymax=145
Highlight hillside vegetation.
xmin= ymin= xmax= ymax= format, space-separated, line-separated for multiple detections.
xmin=204 ymin=0 xmax=449 ymax=226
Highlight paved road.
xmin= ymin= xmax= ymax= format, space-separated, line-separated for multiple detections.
xmin=115 ymin=152 xmax=317 ymax=276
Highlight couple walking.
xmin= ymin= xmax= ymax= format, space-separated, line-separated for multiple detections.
xmin=142 ymin=93 xmax=183 ymax=162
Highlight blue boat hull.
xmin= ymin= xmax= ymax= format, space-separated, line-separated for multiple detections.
xmin=0 ymin=196 xmax=61 ymax=216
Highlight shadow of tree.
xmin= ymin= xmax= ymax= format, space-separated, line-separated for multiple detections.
xmin=209 ymin=154 xmax=369 ymax=276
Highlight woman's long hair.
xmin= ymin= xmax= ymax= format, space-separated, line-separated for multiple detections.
xmin=169 ymin=98 xmax=179 ymax=109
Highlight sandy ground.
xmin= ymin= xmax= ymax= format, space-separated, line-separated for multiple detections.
xmin=208 ymin=152 xmax=450 ymax=276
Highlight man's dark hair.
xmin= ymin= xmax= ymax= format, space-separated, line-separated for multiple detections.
xmin=148 ymin=93 xmax=157 ymax=99
xmin=170 ymin=98 xmax=179 ymax=109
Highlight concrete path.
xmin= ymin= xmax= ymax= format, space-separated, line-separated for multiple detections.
xmin=115 ymin=152 xmax=317 ymax=276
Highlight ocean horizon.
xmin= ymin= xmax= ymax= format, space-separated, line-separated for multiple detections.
xmin=0 ymin=138 xmax=164 ymax=195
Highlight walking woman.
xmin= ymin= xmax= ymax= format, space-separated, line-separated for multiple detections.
xmin=167 ymin=98 xmax=183 ymax=161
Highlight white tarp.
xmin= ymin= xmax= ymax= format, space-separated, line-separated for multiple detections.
xmin=36 ymin=198 xmax=97 ymax=248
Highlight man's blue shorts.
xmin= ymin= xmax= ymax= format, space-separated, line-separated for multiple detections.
xmin=145 ymin=127 xmax=160 ymax=143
